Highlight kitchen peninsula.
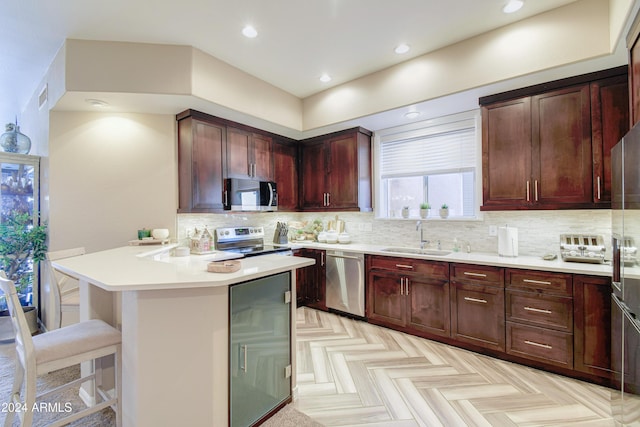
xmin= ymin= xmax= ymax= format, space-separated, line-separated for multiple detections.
xmin=51 ymin=245 xmax=315 ymax=427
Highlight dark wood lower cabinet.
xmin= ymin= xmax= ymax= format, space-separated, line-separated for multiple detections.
xmin=295 ymin=248 xmax=326 ymax=310
xmin=574 ymin=274 xmax=613 ymax=379
xmin=364 ymin=256 xmax=615 ymax=387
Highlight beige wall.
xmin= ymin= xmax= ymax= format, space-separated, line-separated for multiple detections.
xmin=302 ymin=0 xmax=619 ymax=130
xmin=48 ymin=111 xmax=177 ymax=253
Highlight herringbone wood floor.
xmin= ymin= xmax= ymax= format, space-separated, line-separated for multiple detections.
xmin=293 ymin=307 xmax=633 ymax=427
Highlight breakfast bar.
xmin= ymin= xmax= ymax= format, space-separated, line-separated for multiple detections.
xmin=51 ymin=245 xmax=315 ymax=427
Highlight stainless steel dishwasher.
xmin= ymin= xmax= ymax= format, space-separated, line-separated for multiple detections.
xmin=325 ymin=250 xmax=365 ymax=318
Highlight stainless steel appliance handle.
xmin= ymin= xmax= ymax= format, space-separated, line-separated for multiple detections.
xmin=267 ymin=182 xmax=275 ymax=207
xmin=327 ymin=254 xmax=362 ymax=261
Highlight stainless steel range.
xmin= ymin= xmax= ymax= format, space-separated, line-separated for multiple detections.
xmin=215 ymin=226 xmax=291 ymax=257
xmin=559 ymin=233 xmax=606 ymax=264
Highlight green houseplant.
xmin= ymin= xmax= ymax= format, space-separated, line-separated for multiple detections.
xmin=419 ymin=203 xmax=430 ymax=219
xmin=439 ymin=204 xmax=449 ymax=219
xmin=0 ymin=211 xmax=47 ymax=336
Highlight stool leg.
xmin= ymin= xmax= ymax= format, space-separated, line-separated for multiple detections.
xmin=3 ymin=361 xmax=23 ymax=427
xmin=22 ymin=365 xmax=37 ymax=427
xmin=115 ymin=345 xmax=122 ymax=427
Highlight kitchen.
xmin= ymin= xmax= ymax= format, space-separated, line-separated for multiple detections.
xmin=3 ymin=0 xmax=640 ymax=426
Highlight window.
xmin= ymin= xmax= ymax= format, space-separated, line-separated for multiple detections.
xmin=375 ymin=110 xmax=480 ymax=219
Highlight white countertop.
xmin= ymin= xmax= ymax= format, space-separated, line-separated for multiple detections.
xmin=51 ymin=245 xmax=315 ymax=292
xmin=291 ymin=241 xmax=622 ymax=278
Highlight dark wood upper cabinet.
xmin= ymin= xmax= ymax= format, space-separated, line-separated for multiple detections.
xmin=177 ymin=113 xmax=226 ymax=212
xmin=590 ymin=75 xmax=630 ymax=205
xmin=481 ymin=66 xmax=629 ymax=211
xmin=226 ymin=126 xmax=273 ymax=181
xmin=532 ymin=84 xmax=592 ymax=207
xmin=272 ymin=139 xmax=298 ymax=211
xmin=299 ymin=127 xmax=372 ymax=212
xmin=627 ymin=9 xmax=640 ymax=127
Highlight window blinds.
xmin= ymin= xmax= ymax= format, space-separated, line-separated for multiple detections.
xmin=380 ymin=124 xmax=476 ymax=179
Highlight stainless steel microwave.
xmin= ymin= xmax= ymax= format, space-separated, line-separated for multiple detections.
xmin=224 ymin=179 xmax=277 ymax=211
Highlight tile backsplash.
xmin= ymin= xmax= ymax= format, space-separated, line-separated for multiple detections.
xmin=177 ymin=209 xmax=612 ymax=259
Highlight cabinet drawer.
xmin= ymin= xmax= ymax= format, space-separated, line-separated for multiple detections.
xmin=450 ymin=263 xmax=504 ymax=287
xmin=506 ymin=290 xmax=573 ymax=332
xmin=506 ymin=322 xmax=573 ymax=368
xmin=369 ymin=256 xmax=448 ymax=279
xmin=451 ymin=282 xmax=505 ymax=351
xmin=506 ymin=269 xmax=572 ymax=296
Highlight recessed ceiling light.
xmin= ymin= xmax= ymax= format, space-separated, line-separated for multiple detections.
xmin=85 ymin=98 xmax=108 ymax=108
xmin=404 ymin=111 xmax=421 ymax=119
xmin=503 ymin=0 xmax=524 ymax=13
xmin=320 ymin=74 xmax=332 ymax=83
xmin=242 ymin=25 xmax=258 ymax=38
xmin=395 ymin=44 xmax=410 ymax=54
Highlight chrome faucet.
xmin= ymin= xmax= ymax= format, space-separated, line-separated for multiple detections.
xmin=416 ymin=221 xmax=430 ymax=249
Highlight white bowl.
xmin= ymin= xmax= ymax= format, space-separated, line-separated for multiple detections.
xmin=152 ymin=228 xmax=170 ymax=240
xmin=338 ymin=232 xmax=351 ymax=244
xmin=325 ymin=231 xmax=338 ymax=244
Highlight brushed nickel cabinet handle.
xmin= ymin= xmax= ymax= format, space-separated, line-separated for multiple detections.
xmin=597 ymin=176 xmax=601 ymax=200
xmin=406 ymin=280 xmax=410 ymax=296
xmin=524 ymin=340 xmax=552 ymax=349
xmin=327 ymin=192 xmax=330 ymax=206
xmin=526 ymin=181 xmax=530 ymax=202
xmin=464 ymin=297 xmax=487 ymax=304
xmin=400 ymin=277 xmax=404 ymax=295
xmin=395 ymin=264 xmax=414 ymax=270
xmin=523 ymin=279 xmax=552 ymax=285
xmin=534 ymin=180 xmax=539 ymax=202
xmin=463 ymin=272 xmax=487 ymax=278
xmin=524 ymin=306 xmax=552 ymax=314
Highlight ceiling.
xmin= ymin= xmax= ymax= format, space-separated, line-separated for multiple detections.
xmin=1 ymin=0 xmax=584 ymax=128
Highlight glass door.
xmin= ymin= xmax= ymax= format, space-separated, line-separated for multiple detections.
xmin=0 ymin=152 xmax=40 ymax=310
xmin=229 ymin=271 xmax=291 ymax=427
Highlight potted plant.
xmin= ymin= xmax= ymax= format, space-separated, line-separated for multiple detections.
xmin=419 ymin=203 xmax=430 ymax=219
xmin=0 ymin=211 xmax=48 ymax=337
xmin=439 ymin=204 xmax=449 ymax=219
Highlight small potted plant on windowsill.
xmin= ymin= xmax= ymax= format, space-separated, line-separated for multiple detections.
xmin=0 ymin=211 xmax=48 ymax=339
xmin=439 ymin=204 xmax=449 ymax=219
xmin=419 ymin=203 xmax=430 ymax=219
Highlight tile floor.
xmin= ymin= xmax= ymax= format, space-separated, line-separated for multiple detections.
xmin=293 ymin=307 xmax=637 ymax=426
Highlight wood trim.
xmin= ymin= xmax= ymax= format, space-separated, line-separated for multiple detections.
xmin=479 ymin=66 xmax=628 ymax=106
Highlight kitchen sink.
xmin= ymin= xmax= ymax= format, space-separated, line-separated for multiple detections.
xmin=380 ymin=247 xmax=452 ymax=256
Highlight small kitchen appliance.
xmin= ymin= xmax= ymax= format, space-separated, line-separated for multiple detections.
xmin=559 ymin=233 xmax=606 ymax=264
xmin=215 ymin=226 xmax=291 ymax=256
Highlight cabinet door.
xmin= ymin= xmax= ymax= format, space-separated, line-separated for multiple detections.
xmin=367 ymin=270 xmax=405 ymax=328
xmin=252 ymin=133 xmax=273 ymax=181
xmin=300 ymin=141 xmax=327 ymax=209
xmin=294 ymin=249 xmax=325 ymax=310
xmin=573 ymin=275 xmax=612 ymax=378
xmin=273 ymin=140 xmax=298 ymax=210
xmin=591 ymin=76 xmax=629 ymax=205
xmin=178 ymin=118 xmax=225 ymax=211
xmin=481 ymin=97 xmax=532 ymax=208
xmin=226 ymin=127 xmax=252 ymax=179
xmin=406 ymin=276 xmax=450 ymax=337
xmin=327 ymin=134 xmax=358 ymax=209
xmin=532 ymin=85 xmax=593 ymax=207
xmin=451 ymin=282 xmax=505 ymax=351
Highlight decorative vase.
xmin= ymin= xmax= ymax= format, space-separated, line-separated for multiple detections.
xmin=439 ymin=208 xmax=449 ymax=219
xmin=0 ymin=122 xmax=31 ymax=154
xmin=401 ymin=207 xmax=410 ymax=218
xmin=420 ymin=209 xmax=430 ymax=219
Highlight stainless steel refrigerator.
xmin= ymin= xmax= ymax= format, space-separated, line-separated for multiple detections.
xmin=612 ymin=122 xmax=640 ymax=425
